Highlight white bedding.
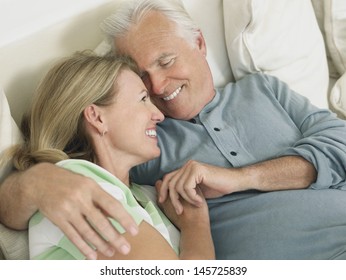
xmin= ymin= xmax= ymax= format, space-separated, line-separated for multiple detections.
xmin=2 ymin=0 xmax=346 ymax=182
xmin=0 ymin=0 xmax=346 ymax=261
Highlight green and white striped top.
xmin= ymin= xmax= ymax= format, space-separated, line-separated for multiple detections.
xmin=29 ymin=159 xmax=180 ymax=259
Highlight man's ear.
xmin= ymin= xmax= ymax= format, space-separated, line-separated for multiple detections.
xmin=196 ymin=30 xmax=207 ymax=57
xmin=83 ymin=104 xmax=105 ymax=135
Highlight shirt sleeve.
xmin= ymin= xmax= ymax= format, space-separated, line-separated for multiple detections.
xmin=262 ymin=74 xmax=346 ymax=189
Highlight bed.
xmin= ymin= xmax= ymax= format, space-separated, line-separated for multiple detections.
xmin=1 ymin=0 xmax=346 ymax=260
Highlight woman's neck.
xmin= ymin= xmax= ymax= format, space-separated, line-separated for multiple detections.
xmin=102 ymin=161 xmax=130 ymax=187
xmin=98 ymin=157 xmax=131 ymax=186
xmin=90 ymin=133 xmax=133 ymax=187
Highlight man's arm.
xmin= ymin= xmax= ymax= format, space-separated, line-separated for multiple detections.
xmin=0 ymin=162 xmax=139 ymax=260
xmin=158 ymin=155 xmax=317 ymax=214
xmin=0 ymin=170 xmax=38 ymax=229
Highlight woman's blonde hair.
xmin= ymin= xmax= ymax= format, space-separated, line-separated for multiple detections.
xmin=7 ymin=51 xmax=138 ymax=171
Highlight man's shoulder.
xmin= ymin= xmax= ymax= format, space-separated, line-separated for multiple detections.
xmin=221 ymin=73 xmax=272 ymax=92
xmin=236 ymin=72 xmax=274 ymax=84
xmin=224 ymin=73 xmax=281 ymax=94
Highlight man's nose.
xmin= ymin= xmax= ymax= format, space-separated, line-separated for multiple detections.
xmin=149 ymin=73 xmax=169 ymax=96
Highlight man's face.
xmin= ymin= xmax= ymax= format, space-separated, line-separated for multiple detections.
xmin=115 ymin=11 xmax=215 ymax=120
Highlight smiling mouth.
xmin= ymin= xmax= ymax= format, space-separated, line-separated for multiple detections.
xmin=145 ymin=129 xmax=157 ymax=137
xmin=162 ymin=86 xmax=182 ymax=101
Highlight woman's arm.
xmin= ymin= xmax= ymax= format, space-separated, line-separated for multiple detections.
xmin=97 ymin=221 xmax=178 ymax=259
xmin=157 ymin=182 xmax=215 ymax=260
xmin=0 ymin=162 xmax=139 ymax=260
xmin=97 ymin=184 xmax=214 ymax=260
xmin=98 ymin=221 xmax=214 ymax=260
xmin=172 ymin=202 xmax=214 ymax=260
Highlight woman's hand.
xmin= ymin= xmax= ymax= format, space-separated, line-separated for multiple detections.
xmin=155 ymin=181 xmax=209 ymax=230
xmin=157 ymin=160 xmax=239 ymax=214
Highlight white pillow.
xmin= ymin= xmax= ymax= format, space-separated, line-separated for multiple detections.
xmin=223 ymin=0 xmax=329 ymax=109
xmin=330 ymin=72 xmax=346 ymax=118
xmin=181 ymin=0 xmax=233 ymax=88
xmin=0 ymin=88 xmax=22 ymax=183
xmin=323 ymin=0 xmax=346 ymax=77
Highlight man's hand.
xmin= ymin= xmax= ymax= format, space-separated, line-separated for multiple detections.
xmin=156 ymin=156 xmax=316 ymax=215
xmin=0 ymin=163 xmax=138 ymax=260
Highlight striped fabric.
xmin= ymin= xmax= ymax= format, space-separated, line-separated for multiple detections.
xmin=29 ymin=159 xmax=180 ymax=259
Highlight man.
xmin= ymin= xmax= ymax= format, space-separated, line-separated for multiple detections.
xmin=1 ymin=0 xmax=346 ymax=259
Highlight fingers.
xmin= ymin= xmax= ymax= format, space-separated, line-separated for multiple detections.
xmin=155 ymin=180 xmax=167 ymax=202
xmin=170 ymin=170 xmax=203 ymax=206
xmin=159 ymin=168 xmax=204 ymax=215
xmin=53 ymin=195 xmax=137 ymax=259
xmin=169 ymin=184 xmax=184 ymax=215
xmin=87 ymin=190 xmax=138 ymax=256
xmin=85 ymin=209 xmax=130 ymax=257
xmin=158 ymin=172 xmax=182 ymax=214
xmin=38 ymin=176 xmax=139 ymax=259
xmin=59 ymin=220 xmax=99 ymax=260
xmin=59 ymin=216 xmax=121 ymax=260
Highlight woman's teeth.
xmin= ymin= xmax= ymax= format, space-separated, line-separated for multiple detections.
xmin=163 ymin=86 xmax=182 ymax=101
xmin=146 ymin=130 xmax=157 ymax=137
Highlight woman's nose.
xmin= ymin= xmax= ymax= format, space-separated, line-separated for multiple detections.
xmin=151 ymin=104 xmax=165 ymax=122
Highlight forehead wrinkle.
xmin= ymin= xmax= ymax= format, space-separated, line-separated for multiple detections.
xmin=125 ymin=15 xmax=180 ymax=71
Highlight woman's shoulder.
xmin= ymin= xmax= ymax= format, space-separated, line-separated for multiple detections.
xmin=56 ymin=159 xmax=125 ymax=186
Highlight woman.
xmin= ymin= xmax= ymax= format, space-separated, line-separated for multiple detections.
xmin=8 ymin=51 xmax=214 ymax=260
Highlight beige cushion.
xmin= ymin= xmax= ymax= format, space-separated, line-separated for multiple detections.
xmin=0 ymin=223 xmax=29 ymax=260
xmin=323 ymin=0 xmax=346 ymax=77
xmin=181 ymin=0 xmax=233 ymax=87
xmin=330 ymin=72 xmax=346 ymax=118
xmin=223 ymin=0 xmax=329 ymax=109
xmin=0 ymin=89 xmax=27 ymax=260
xmin=0 ymin=88 xmax=22 ymax=183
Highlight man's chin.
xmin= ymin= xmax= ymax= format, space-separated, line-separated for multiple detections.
xmin=157 ymin=103 xmax=196 ymax=120
xmin=166 ymin=112 xmax=195 ymax=121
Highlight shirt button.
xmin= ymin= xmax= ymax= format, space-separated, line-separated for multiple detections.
xmin=214 ymin=127 xmax=221 ymax=131
xmin=189 ymin=118 xmax=197 ymax=124
xmin=230 ymin=151 xmax=237 ymax=156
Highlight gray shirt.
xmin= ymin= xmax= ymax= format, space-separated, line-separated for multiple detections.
xmin=131 ymin=73 xmax=346 ymax=191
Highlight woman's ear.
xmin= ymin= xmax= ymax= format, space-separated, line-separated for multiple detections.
xmin=83 ymin=104 xmax=105 ymax=135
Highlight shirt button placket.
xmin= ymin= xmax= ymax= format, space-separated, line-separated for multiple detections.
xmin=213 ymin=127 xmax=238 ymax=158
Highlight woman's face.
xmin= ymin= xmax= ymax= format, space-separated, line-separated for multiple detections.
xmin=101 ymin=69 xmax=164 ymax=167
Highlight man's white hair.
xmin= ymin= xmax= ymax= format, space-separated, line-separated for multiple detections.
xmin=100 ymin=0 xmax=200 ymax=53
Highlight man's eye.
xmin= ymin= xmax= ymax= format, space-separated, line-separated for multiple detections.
xmin=160 ymin=58 xmax=175 ymax=67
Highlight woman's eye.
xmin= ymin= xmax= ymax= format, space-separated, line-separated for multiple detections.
xmin=141 ymin=94 xmax=149 ymax=102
